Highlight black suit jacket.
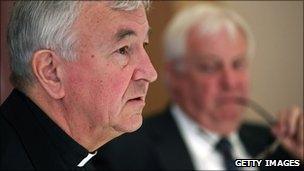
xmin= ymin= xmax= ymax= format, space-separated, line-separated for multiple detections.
xmin=94 ymin=107 xmax=302 ymax=170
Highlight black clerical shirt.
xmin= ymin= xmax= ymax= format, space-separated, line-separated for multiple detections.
xmin=1 ymin=89 xmax=96 ymax=170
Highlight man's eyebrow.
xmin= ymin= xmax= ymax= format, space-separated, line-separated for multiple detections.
xmin=115 ymin=29 xmax=136 ymax=42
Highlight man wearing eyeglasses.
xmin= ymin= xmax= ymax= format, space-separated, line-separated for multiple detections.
xmin=94 ymin=3 xmax=303 ymax=171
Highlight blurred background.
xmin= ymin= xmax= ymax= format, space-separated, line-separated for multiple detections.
xmin=1 ymin=1 xmax=303 ymax=123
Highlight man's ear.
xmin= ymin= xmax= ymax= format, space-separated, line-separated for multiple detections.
xmin=31 ymin=50 xmax=65 ymax=99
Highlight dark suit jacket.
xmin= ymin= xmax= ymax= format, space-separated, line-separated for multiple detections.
xmin=94 ymin=107 xmax=302 ymax=170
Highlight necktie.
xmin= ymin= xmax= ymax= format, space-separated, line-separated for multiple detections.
xmin=215 ymin=138 xmax=239 ymax=171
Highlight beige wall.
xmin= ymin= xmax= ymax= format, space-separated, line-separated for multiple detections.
xmin=1 ymin=2 xmax=303 ymax=123
xmin=144 ymin=1 xmax=303 ymax=122
xmin=222 ymin=1 xmax=303 ymax=121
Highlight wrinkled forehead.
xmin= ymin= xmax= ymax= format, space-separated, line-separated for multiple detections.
xmin=72 ymin=2 xmax=148 ymax=36
xmin=191 ymin=21 xmax=247 ymax=44
xmin=185 ymin=25 xmax=248 ymax=60
xmin=188 ymin=22 xmax=247 ymax=45
xmin=80 ymin=1 xmax=146 ymax=22
xmin=79 ymin=2 xmax=147 ymax=24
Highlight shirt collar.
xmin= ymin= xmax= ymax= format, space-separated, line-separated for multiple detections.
xmin=171 ymin=104 xmax=216 ymax=158
xmin=170 ymin=104 xmax=243 ymax=158
xmin=18 ymin=90 xmax=97 ymax=168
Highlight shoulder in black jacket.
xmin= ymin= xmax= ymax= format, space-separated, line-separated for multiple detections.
xmin=93 ymin=107 xmax=302 ymax=170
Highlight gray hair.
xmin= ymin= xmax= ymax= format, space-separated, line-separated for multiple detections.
xmin=163 ymin=4 xmax=255 ymax=62
xmin=7 ymin=1 xmax=151 ymax=91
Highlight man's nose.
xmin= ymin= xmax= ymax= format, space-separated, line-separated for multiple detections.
xmin=220 ymin=67 xmax=237 ymax=90
xmin=132 ymin=51 xmax=158 ymax=83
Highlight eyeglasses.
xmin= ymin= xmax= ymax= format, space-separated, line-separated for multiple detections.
xmin=237 ymin=97 xmax=280 ymax=159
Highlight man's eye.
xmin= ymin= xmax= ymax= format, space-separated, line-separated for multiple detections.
xmin=117 ymin=46 xmax=129 ymax=55
xmin=197 ymin=63 xmax=220 ymax=74
xmin=233 ymin=59 xmax=247 ymax=70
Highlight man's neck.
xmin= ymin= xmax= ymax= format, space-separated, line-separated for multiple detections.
xmin=27 ymin=87 xmax=121 ymax=152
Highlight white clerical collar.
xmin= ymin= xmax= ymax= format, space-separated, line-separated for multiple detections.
xmin=77 ymin=151 xmax=97 ymax=167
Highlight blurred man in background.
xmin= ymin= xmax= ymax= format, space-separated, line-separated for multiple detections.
xmin=0 ymin=1 xmax=157 ymax=169
xmin=94 ymin=4 xmax=303 ymax=170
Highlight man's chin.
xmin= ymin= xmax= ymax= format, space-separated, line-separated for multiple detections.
xmin=114 ymin=113 xmax=143 ymax=133
xmin=125 ymin=115 xmax=143 ymax=133
xmin=213 ymin=109 xmax=242 ymax=123
xmin=217 ymin=104 xmax=244 ymax=117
